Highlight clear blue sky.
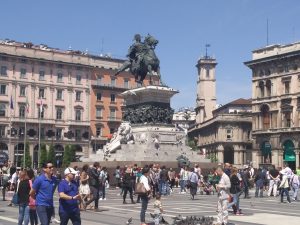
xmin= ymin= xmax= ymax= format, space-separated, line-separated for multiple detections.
xmin=1 ymin=0 xmax=299 ymax=109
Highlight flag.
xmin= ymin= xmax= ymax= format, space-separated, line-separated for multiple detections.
xmin=10 ymin=95 xmax=14 ymax=110
xmin=25 ymin=96 xmax=29 ymax=113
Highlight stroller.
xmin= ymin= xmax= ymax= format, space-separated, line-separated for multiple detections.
xmin=200 ymin=176 xmax=215 ymax=195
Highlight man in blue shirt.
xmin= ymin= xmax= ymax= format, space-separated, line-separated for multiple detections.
xmin=58 ymin=167 xmax=81 ymax=225
xmin=30 ymin=162 xmax=57 ymax=225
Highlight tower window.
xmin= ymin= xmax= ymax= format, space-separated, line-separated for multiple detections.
xmin=206 ymin=68 xmax=209 ymax=78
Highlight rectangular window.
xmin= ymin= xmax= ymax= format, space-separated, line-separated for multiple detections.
xmin=39 ymin=70 xmax=45 ymax=80
xmin=110 ymin=94 xmax=115 ymax=102
xmin=57 ymin=73 xmax=63 ymax=83
xmin=39 ymin=88 xmax=45 ymax=98
xmin=0 ymin=103 xmax=6 ymax=117
xmin=0 ymin=126 xmax=5 ymax=136
xmin=75 ymin=91 xmax=81 ymax=101
xmin=1 ymin=66 xmax=7 ymax=76
xmin=285 ymin=82 xmax=290 ymax=94
xmin=111 ymin=78 xmax=116 ymax=87
xmin=110 ymin=128 xmax=115 ymax=134
xmin=96 ymin=92 xmax=102 ymax=101
xmin=96 ymin=108 xmax=102 ymax=118
xmin=56 ymin=108 xmax=62 ymax=120
xmin=96 ymin=127 xmax=102 ymax=137
xmin=226 ymin=129 xmax=232 ymax=139
xmin=40 ymin=127 xmax=45 ymax=139
xmin=0 ymin=84 xmax=6 ymax=95
xmin=20 ymin=68 xmax=26 ymax=78
xmin=110 ymin=108 xmax=116 ymax=119
xmin=124 ymin=79 xmax=129 ymax=89
xmin=20 ymin=86 xmax=26 ymax=96
xmin=76 ymin=74 xmax=81 ymax=84
xmin=57 ymin=90 xmax=63 ymax=100
xmin=75 ymin=110 xmax=81 ymax=121
xmin=56 ymin=128 xmax=62 ymax=140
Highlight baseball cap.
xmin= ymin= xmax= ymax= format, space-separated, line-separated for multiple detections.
xmin=64 ymin=167 xmax=77 ymax=175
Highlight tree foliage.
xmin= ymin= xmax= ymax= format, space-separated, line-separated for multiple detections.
xmin=47 ymin=144 xmax=55 ymax=165
xmin=39 ymin=144 xmax=48 ymax=167
xmin=62 ymin=145 xmax=76 ymax=167
xmin=21 ymin=142 xmax=32 ymax=168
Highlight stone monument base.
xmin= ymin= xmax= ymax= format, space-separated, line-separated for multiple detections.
xmin=82 ymin=124 xmax=209 ymax=163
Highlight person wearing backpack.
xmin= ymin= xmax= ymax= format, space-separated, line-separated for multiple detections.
xmin=227 ymin=167 xmax=243 ymax=215
xmin=188 ymin=168 xmax=199 ymax=200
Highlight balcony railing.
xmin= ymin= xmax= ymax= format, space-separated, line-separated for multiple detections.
xmin=91 ymin=81 xmax=134 ymax=91
xmin=253 ymin=126 xmax=300 ymax=134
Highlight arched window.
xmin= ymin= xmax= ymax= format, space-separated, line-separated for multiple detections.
xmin=259 ymin=81 xmax=264 ymax=98
xmin=266 ymin=80 xmax=272 ymax=97
xmin=261 ymin=105 xmax=270 ymax=130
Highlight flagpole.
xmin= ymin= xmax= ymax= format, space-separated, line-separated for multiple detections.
xmin=23 ymin=109 xmax=27 ymax=168
xmin=38 ymin=99 xmax=42 ymax=168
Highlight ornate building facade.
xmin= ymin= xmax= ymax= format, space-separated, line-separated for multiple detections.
xmin=245 ymin=42 xmax=300 ymax=169
xmin=189 ymin=99 xmax=252 ymax=165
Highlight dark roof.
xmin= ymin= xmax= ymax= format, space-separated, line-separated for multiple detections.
xmin=213 ymin=98 xmax=251 ymax=113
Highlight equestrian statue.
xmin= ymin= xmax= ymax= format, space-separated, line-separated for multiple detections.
xmin=115 ymin=34 xmax=161 ymax=84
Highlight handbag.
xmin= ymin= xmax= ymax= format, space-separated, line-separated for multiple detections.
xmin=135 ymin=182 xmax=147 ymax=195
xmin=12 ymin=193 xmax=19 ymax=205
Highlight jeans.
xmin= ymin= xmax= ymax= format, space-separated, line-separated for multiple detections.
xmin=227 ymin=193 xmax=240 ymax=211
xmin=123 ymin=186 xmax=134 ymax=202
xmin=255 ymin=185 xmax=263 ymax=197
xmin=59 ymin=211 xmax=81 ymax=225
xmin=18 ymin=203 xmax=30 ymax=225
xmin=100 ymin=184 xmax=106 ymax=199
xmin=180 ymin=180 xmax=186 ymax=192
xmin=280 ymin=188 xmax=291 ymax=203
xmin=36 ymin=205 xmax=53 ymax=225
xmin=159 ymin=180 xmax=169 ymax=195
xmin=29 ymin=208 xmax=38 ymax=225
xmin=292 ymin=184 xmax=299 ymax=200
xmin=86 ymin=185 xmax=99 ymax=209
xmin=140 ymin=195 xmax=149 ymax=223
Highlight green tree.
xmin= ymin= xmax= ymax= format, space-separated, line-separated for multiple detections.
xmin=21 ymin=142 xmax=32 ymax=168
xmin=187 ymin=138 xmax=197 ymax=151
xmin=47 ymin=144 xmax=55 ymax=165
xmin=62 ymin=145 xmax=71 ymax=167
xmin=70 ymin=145 xmax=76 ymax=162
xmin=39 ymin=144 xmax=48 ymax=166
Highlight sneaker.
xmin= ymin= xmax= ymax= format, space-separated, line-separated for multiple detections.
xmin=51 ymin=218 xmax=61 ymax=224
xmin=100 ymin=198 xmax=103 ymax=201
xmin=103 ymin=198 xmax=106 ymax=200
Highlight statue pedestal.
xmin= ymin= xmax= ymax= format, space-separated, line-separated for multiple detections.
xmin=82 ymin=85 xmax=209 ymax=164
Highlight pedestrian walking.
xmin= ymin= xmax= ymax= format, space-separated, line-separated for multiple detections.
xmin=27 ymin=169 xmax=38 ymax=225
xmin=188 ymin=168 xmax=199 ymax=200
xmin=99 ymin=167 xmax=108 ymax=200
xmin=58 ymin=167 xmax=81 ymax=225
xmin=279 ymin=171 xmax=291 ymax=203
xmin=139 ymin=167 xmax=151 ymax=225
xmin=84 ymin=162 xmax=100 ymax=211
xmin=79 ymin=166 xmax=90 ymax=210
xmin=227 ymin=167 xmax=243 ymax=215
xmin=30 ymin=162 xmax=57 ymax=225
xmin=122 ymin=167 xmax=135 ymax=204
xmin=17 ymin=170 xmax=31 ymax=225
xmin=216 ymin=166 xmax=231 ymax=225
xmin=290 ymin=173 xmax=299 ymax=201
xmin=255 ymin=168 xmax=266 ymax=198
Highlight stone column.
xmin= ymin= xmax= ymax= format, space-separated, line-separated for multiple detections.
xmin=252 ymin=150 xmax=259 ymax=168
xmin=278 ymin=151 xmax=284 ymax=168
xmin=272 ymin=150 xmax=279 ymax=167
xmin=234 ymin=150 xmax=239 ymax=165
xmin=295 ymin=150 xmax=300 ymax=169
xmin=217 ymin=145 xmax=224 ymax=164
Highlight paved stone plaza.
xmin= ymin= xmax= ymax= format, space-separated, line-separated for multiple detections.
xmin=0 ymin=188 xmax=299 ymax=225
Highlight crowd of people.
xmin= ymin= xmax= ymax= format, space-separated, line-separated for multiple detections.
xmin=0 ymin=160 xmax=300 ymax=225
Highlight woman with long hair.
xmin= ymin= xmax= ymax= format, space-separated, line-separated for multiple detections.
xmin=227 ymin=167 xmax=243 ymax=215
xmin=27 ymin=169 xmax=38 ymax=225
xmin=17 ymin=169 xmax=31 ymax=225
xmin=139 ymin=167 xmax=151 ymax=225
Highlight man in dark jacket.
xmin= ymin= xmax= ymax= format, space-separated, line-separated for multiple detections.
xmin=241 ymin=167 xmax=250 ymax=198
xmin=255 ymin=168 xmax=266 ymax=198
xmin=159 ymin=166 xmax=169 ymax=195
xmin=83 ymin=162 xmax=100 ymax=211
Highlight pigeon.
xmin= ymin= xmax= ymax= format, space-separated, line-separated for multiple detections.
xmin=126 ymin=217 xmax=132 ymax=225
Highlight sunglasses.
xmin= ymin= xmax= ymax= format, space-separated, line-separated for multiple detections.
xmin=47 ymin=166 xmax=53 ymax=169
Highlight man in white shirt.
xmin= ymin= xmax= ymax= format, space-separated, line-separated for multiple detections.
xmin=216 ymin=166 xmax=231 ymax=225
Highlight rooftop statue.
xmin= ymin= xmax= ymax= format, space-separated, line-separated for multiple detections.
xmin=115 ymin=34 xmax=161 ymax=84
